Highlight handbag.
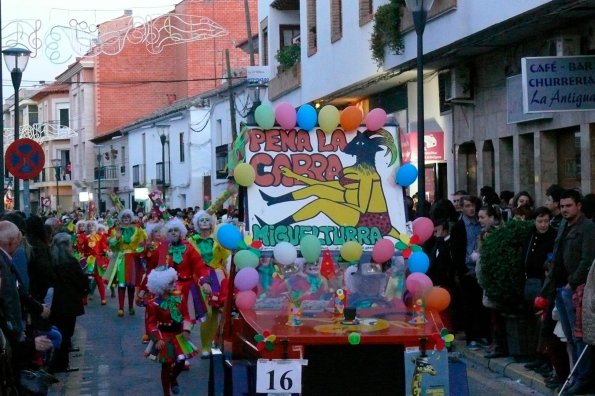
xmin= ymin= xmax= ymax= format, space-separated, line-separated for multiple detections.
xmin=19 ymin=369 xmax=59 ymax=396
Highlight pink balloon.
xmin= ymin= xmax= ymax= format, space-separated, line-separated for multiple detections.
xmin=275 ymin=102 xmax=297 ymax=129
xmin=365 ymin=108 xmax=387 ymax=131
xmin=234 ymin=267 xmax=260 ymax=292
xmin=372 ymin=239 xmax=395 ymax=263
xmin=412 ymin=217 xmax=434 ymax=244
xmin=235 ymin=290 xmax=257 ymax=310
xmin=405 ymin=273 xmax=434 ymax=296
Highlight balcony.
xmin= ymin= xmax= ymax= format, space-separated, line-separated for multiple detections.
xmin=132 ymin=164 xmax=146 ymax=187
xmin=268 ymin=62 xmax=301 ymax=101
xmin=30 ymin=167 xmax=72 ymax=186
xmin=94 ymin=165 xmax=119 ymax=181
xmin=155 ymin=161 xmax=170 ymax=186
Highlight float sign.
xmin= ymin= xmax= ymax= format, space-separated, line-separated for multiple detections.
xmin=245 ymin=126 xmax=407 ymax=250
xmin=521 ymin=56 xmax=595 ymax=113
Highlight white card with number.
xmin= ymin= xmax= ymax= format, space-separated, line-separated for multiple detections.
xmin=256 ymin=359 xmax=308 ymax=394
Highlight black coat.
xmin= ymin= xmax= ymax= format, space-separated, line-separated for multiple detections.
xmin=51 ymin=255 xmax=89 ymax=318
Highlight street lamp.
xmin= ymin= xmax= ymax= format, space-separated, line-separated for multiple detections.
xmin=51 ymin=158 xmax=61 ymax=209
xmin=405 ymin=0 xmax=433 ymax=217
xmin=2 ymin=47 xmax=32 ymax=211
xmin=156 ymin=125 xmax=169 ymax=202
xmin=95 ymin=146 xmax=103 ymax=214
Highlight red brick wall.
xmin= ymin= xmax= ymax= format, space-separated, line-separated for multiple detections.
xmin=94 ymin=0 xmax=258 ymax=136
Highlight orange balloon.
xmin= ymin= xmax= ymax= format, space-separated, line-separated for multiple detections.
xmin=340 ymin=106 xmax=363 ymax=131
xmin=425 ymin=287 xmax=451 ymax=312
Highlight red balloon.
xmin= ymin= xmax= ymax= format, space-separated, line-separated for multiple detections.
xmin=425 ymin=287 xmax=451 ymax=312
xmin=412 ymin=217 xmax=434 ymax=244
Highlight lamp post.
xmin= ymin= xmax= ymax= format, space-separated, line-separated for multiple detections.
xmin=2 ymin=47 xmax=31 ymax=211
xmin=51 ymin=158 xmax=61 ymax=209
xmin=96 ymin=147 xmax=102 ymax=214
xmin=156 ymin=125 xmax=169 ymax=202
xmin=405 ymin=0 xmax=433 ymax=217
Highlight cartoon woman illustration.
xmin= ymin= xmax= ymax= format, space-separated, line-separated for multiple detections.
xmin=256 ymin=129 xmax=400 ymax=239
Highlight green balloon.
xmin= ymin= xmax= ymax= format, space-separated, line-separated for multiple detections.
xmin=300 ymin=235 xmax=322 ymax=263
xmin=254 ymin=104 xmax=275 ymax=129
xmin=348 ymin=332 xmax=361 ymax=345
xmin=235 ymin=249 xmax=259 ymax=269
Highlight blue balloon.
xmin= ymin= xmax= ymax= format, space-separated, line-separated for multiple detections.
xmin=408 ymin=251 xmax=430 ymax=273
xmin=396 ymin=163 xmax=418 ymax=187
xmin=296 ymin=104 xmax=318 ymax=131
xmin=217 ymin=224 xmax=243 ymax=250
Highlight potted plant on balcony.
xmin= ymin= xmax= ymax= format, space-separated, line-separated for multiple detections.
xmin=370 ymin=0 xmax=406 ymax=67
xmin=275 ymin=44 xmax=300 ymax=73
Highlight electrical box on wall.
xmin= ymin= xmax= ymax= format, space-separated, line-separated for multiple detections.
xmin=446 ymin=66 xmax=472 ymax=101
xmin=548 ymin=35 xmax=580 ymax=56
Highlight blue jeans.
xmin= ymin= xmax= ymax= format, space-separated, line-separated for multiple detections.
xmin=556 ymin=288 xmax=591 ymax=384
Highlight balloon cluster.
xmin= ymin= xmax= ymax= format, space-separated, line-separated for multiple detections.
xmin=254 ymin=330 xmax=276 ymax=352
xmin=253 ymin=103 xmax=388 ymax=134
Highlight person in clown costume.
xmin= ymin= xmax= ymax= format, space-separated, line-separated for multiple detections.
xmin=81 ymin=220 xmax=109 ymax=305
xmin=163 ymin=218 xmax=209 ymax=326
xmin=188 ymin=210 xmax=229 ymax=358
xmin=144 ymin=266 xmax=198 ymax=396
xmin=73 ymin=219 xmax=87 ymax=260
xmin=105 ymin=209 xmax=148 ymax=317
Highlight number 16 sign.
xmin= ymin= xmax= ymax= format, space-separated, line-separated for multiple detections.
xmin=256 ymin=359 xmax=308 ymax=394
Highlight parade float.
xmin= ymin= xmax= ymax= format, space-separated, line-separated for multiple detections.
xmin=209 ymin=103 xmax=460 ymax=396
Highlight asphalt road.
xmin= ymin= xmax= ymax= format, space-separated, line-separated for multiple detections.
xmin=47 ymin=294 xmax=547 ymax=396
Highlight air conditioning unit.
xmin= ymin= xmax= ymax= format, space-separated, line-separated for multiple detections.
xmin=548 ymin=35 xmax=580 ymax=56
xmin=445 ymin=66 xmax=472 ymax=101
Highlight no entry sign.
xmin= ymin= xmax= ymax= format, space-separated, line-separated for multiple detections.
xmin=5 ymin=138 xmax=45 ymax=180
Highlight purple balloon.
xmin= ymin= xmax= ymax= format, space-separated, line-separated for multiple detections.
xmin=234 ymin=267 xmax=260 ymax=292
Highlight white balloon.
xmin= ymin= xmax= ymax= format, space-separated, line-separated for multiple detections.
xmin=273 ymin=242 xmax=298 ymax=266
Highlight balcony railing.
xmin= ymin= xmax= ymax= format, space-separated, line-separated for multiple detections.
xmin=30 ymin=167 xmax=71 ymax=183
xmin=132 ymin=164 xmax=146 ymax=186
xmin=155 ymin=161 xmax=170 ymax=186
xmin=94 ymin=165 xmax=119 ymax=181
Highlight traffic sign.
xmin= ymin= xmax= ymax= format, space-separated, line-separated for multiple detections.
xmin=5 ymin=138 xmax=46 ymax=180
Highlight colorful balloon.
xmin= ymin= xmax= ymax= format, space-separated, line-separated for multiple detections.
xmin=318 ymin=105 xmax=340 ymax=134
xmin=254 ymin=104 xmax=275 ymax=129
xmin=340 ymin=106 xmax=363 ymax=131
xmin=275 ymin=102 xmax=297 ymax=129
xmin=273 ymin=241 xmax=297 ymax=265
xmin=235 ymin=249 xmax=259 ymax=269
xmin=217 ymin=224 xmax=243 ymax=250
xmin=396 ymin=163 xmax=418 ymax=187
xmin=405 ymin=273 xmax=433 ymax=296
xmin=365 ymin=108 xmax=387 ymax=131
xmin=348 ymin=332 xmax=361 ymax=345
xmin=412 ymin=217 xmax=434 ymax=244
xmin=234 ymin=163 xmax=256 ymax=187
xmin=425 ymin=287 xmax=451 ymax=312
xmin=408 ymin=251 xmax=430 ymax=273
xmin=296 ymin=104 xmax=318 ymax=130
xmin=340 ymin=241 xmax=363 ymax=262
xmin=300 ymin=235 xmax=322 ymax=263
xmin=372 ymin=239 xmax=395 ymax=263
xmin=234 ymin=267 xmax=260 ymax=291
xmin=235 ymin=290 xmax=257 ymax=310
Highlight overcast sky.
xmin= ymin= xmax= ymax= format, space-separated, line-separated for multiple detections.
xmin=1 ymin=0 xmax=176 ymax=101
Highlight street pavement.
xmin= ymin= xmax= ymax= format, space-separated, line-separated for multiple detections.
xmin=48 ymin=294 xmax=209 ymax=396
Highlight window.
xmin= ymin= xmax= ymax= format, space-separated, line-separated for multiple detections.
xmin=28 ymin=105 xmax=38 ymax=125
xmin=121 ymin=145 xmax=126 ymax=174
xmin=280 ymin=25 xmax=300 ymax=48
xmin=359 ymin=0 xmax=373 ymax=26
xmin=262 ymin=25 xmax=269 ymax=66
xmin=59 ymin=108 xmax=69 ymax=128
xmin=307 ymin=0 xmax=317 ymax=56
xmin=438 ymin=71 xmax=453 ymax=113
xmin=179 ymin=132 xmax=185 ymax=163
xmin=331 ymin=0 xmax=342 ymax=43
xmin=215 ymin=144 xmax=229 ymax=179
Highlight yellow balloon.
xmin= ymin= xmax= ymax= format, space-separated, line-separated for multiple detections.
xmin=234 ymin=163 xmax=256 ymax=187
xmin=444 ymin=334 xmax=455 ymax=342
xmin=318 ymin=105 xmax=340 ymax=134
xmin=340 ymin=241 xmax=363 ymax=262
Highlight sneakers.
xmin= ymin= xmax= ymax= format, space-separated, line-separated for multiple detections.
xmin=467 ymin=341 xmax=481 ymax=351
xmin=101 ymin=300 xmax=107 ymax=305
xmin=200 ymin=351 xmax=210 ymax=359
xmin=117 ymin=309 xmax=125 ymax=317
xmin=142 ymin=334 xmax=149 ymax=344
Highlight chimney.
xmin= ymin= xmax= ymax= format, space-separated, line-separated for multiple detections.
xmin=124 ymin=9 xmax=132 ymax=16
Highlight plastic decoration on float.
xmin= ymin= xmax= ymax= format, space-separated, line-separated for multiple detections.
xmin=214 ymin=102 xmax=451 ymax=340
xmin=148 ymin=190 xmax=170 ymax=220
